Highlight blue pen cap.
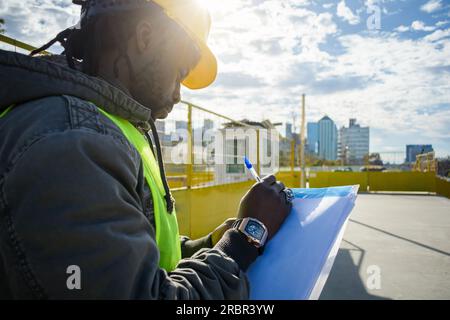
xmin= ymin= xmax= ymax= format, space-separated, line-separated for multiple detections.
xmin=244 ymin=156 xmax=253 ymax=169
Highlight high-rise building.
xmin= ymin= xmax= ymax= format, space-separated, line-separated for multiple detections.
xmin=307 ymin=122 xmax=318 ymax=154
xmin=318 ymin=116 xmax=338 ymax=161
xmin=155 ymin=120 xmax=165 ymax=135
xmin=203 ymin=119 xmax=214 ymax=133
xmin=175 ymin=120 xmax=188 ymax=131
xmin=406 ymin=145 xmax=434 ymax=163
xmin=155 ymin=120 xmax=172 ymax=146
xmin=286 ymin=123 xmax=293 ymax=140
xmin=339 ymin=119 xmax=370 ymax=165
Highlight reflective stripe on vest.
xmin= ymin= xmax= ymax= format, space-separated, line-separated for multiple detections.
xmin=0 ymin=104 xmax=181 ymax=271
xmin=0 ymin=105 xmax=14 ymax=118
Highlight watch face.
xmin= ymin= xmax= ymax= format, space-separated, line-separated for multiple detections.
xmin=245 ymin=220 xmax=265 ymax=241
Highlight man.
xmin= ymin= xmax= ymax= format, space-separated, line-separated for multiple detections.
xmin=0 ymin=0 xmax=290 ymax=299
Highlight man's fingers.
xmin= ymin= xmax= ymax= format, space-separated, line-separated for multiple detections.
xmin=260 ymin=176 xmax=287 ymax=195
xmin=262 ymin=175 xmax=276 ymax=185
xmin=274 ymin=181 xmax=285 ymax=193
xmin=224 ymin=218 xmax=237 ymax=227
xmin=267 ymin=181 xmax=284 ymax=194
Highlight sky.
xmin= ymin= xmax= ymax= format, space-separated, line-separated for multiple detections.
xmin=0 ymin=0 xmax=449 ymax=158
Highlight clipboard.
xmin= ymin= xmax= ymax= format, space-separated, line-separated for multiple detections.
xmin=247 ymin=185 xmax=359 ymax=300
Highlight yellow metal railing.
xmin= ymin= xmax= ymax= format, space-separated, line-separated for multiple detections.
xmin=0 ymin=34 xmax=49 ymax=55
xmin=157 ymin=100 xmax=270 ymax=190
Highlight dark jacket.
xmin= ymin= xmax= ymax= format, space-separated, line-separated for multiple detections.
xmin=0 ymin=50 xmax=258 ymax=299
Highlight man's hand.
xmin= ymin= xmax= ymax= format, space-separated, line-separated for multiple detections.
xmin=210 ymin=218 xmax=237 ymax=246
xmin=238 ymin=175 xmax=292 ymax=240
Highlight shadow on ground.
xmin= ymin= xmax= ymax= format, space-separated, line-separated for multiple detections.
xmin=319 ymin=241 xmax=389 ymax=300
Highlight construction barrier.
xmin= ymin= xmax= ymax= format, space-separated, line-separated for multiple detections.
xmin=173 ymin=180 xmax=254 ymax=238
xmin=436 ymin=176 xmax=450 ymax=199
xmin=309 ymin=172 xmax=369 ymax=191
xmin=306 ymin=171 xmax=437 ymax=193
xmin=368 ymin=172 xmax=436 ymax=192
xmin=275 ymin=171 xmax=301 ymax=188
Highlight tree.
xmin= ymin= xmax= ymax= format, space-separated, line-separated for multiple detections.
xmin=363 ymin=153 xmax=383 ymax=166
xmin=0 ymin=18 xmax=5 ymax=34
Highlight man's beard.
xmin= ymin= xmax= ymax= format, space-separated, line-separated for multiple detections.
xmin=130 ymin=60 xmax=173 ymax=119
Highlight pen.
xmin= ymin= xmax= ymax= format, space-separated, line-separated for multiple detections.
xmin=244 ymin=156 xmax=294 ymax=203
xmin=244 ymin=156 xmax=263 ymax=183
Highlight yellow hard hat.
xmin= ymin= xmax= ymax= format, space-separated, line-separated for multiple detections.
xmin=152 ymin=0 xmax=217 ymax=89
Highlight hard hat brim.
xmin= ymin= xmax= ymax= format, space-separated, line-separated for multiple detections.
xmin=182 ymin=40 xmax=217 ymax=90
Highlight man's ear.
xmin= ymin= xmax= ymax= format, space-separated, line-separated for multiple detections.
xmin=135 ymin=20 xmax=153 ymax=53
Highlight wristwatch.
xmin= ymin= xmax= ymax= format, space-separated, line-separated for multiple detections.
xmin=232 ymin=218 xmax=268 ymax=249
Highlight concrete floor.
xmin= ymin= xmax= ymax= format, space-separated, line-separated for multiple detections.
xmin=320 ymin=193 xmax=450 ymax=300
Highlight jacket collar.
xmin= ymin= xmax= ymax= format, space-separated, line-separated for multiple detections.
xmin=0 ymin=49 xmax=152 ymax=129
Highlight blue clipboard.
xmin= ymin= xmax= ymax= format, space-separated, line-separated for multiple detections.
xmin=247 ymin=185 xmax=359 ymax=300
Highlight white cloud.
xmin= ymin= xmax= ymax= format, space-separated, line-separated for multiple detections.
xmin=336 ymin=0 xmax=360 ymax=25
xmin=436 ymin=20 xmax=450 ymax=27
xmin=395 ymin=25 xmax=409 ymax=32
xmin=424 ymin=28 xmax=450 ymax=42
xmin=184 ymin=26 xmax=450 ymax=154
xmin=420 ymin=0 xmax=442 ymax=13
xmin=206 ymin=0 xmax=337 ymax=87
xmin=0 ymin=0 xmax=79 ymax=48
xmin=411 ymin=20 xmax=436 ymax=32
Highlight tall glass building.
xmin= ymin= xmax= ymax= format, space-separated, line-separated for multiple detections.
xmin=307 ymin=122 xmax=318 ymax=154
xmin=318 ymin=116 xmax=338 ymax=161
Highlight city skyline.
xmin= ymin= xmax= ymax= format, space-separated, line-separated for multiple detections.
xmin=164 ymin=115 xmax=436 ymax=165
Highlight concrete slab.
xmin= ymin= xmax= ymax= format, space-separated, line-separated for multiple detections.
xmin=320 ymin=194 xmax=450 ymax=300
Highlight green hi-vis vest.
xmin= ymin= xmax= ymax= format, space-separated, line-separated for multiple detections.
xmin=0 ymin=104 xmax=181 ymax=271
xmin=97 ymin=108 xmax=181 ymax=271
